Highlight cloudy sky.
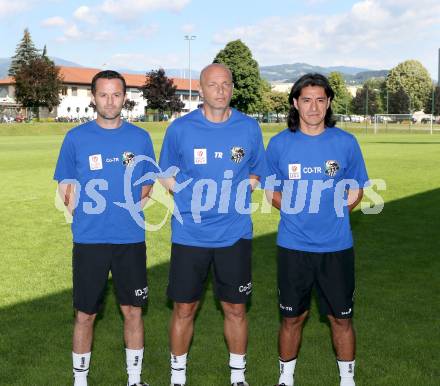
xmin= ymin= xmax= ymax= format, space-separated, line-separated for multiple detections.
xmin=1 ymin=0 xmax=439 ymax=77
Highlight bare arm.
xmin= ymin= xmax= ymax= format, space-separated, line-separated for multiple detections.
xmin=265 ymin=190 xmax=281 ymax=211
xmin=140 ymin=185 xmax=154 ymax=209
xmin=57 ymin=183 xmax=75 ymax=214
xmin=249 ymin=174 xmax=260 ymax=192
xmin=347 ymin=188 xmax=363 ymax=212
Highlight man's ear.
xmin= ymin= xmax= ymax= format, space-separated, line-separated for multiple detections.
xmin=293 ymin=98 xmax=298 ymax=110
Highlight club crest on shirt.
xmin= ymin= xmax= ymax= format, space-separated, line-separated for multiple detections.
xmin=122 ymin=151 xmax=135 ymax=167
xmin=194 ymin=148 xmax=207 ymax=164
xmin=288 ymin=163 xmax=301 ymax=179
xmin=89 ymin=154 xmax=103 ymax=170
xmin=230 ymin=146 xmax=245 ymax=163
xmin=324 ymin=160 xmax=340 ymax=177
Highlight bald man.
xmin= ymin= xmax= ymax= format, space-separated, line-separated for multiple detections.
xmin=158 ymin=63 xmax=266 ymax=386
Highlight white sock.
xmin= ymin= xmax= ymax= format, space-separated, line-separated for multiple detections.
xmin=278 ymin=357 xmax=296 ymax=386
xmin=337 ymin=359 xmax=355 ymax=386
xmin=72 ymin=352 xmax=91 ymax=386
xmin=126 ymin=348 xmax=144 ymax=385
xmin=170 ymin=353 xmax=187 ymax=384
xmin=229 ymin=353 xmax=246 ymax=384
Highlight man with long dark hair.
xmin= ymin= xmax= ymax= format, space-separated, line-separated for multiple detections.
xmin=264 ymin=73 xmax=368 ymax=386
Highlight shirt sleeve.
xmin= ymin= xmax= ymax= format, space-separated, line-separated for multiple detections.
xmin=345 ymin=135 xmax=369 ymax=188
xmin=53 ymin=133 xmax=76 ymax=182
xmin=248 ymin=121 xmax=267 ymax=178
xmin=263 ymin=136 xmax=283 ymax=192
xmin=158 ymin=122 xmax=180 ymax=178
xmin=141 ymin=132 xmax=157 ymax=186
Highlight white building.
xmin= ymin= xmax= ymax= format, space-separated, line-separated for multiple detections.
xmin=0 ymin=66 xmax=201 ymax=120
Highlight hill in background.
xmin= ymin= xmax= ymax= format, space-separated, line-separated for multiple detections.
xmin=0 ymin=57 xmax=387 ymax=85
xmin=260 ymin=63 xmax=388 ymax=84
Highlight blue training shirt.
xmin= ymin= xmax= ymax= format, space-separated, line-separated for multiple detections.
xmin=54 ymin=120 xmax=156 ymax=244
xmin=265 ymin=127 xmax=369 ymax=252
xmin=159 ymin=108 xmax=266 ymax=247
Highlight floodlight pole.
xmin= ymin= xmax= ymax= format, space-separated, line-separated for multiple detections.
xmin=365 ymin=87 xmax=369 ymax=134
xmin=386 ymin=88 xmax=389 ymax=114
xmin=184 ymin=35 xmax=196 ymax=112
xmin=431 ymin=87 xmax=435 ymax=135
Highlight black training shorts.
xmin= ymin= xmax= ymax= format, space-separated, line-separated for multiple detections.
xmin=72 ymin=242 xmax=148 ymax=314
xmin=167 ymin=238 xmax=252 ymax=304
xmin=277 ymin=246 xmax=355 ymax=318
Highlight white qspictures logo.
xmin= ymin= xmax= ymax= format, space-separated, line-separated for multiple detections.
xmin=288 ymin=163 xmax=301 ymax=179
xmin=89 ymin=154 xmax=102 ymax=170
xmin=194 ymin=148 xmax=207 ymax=164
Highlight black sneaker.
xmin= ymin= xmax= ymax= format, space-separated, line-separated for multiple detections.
xmin=129 ymin=382 xmax=150 ymax=386
xmin=232 ymin=382 xmax=249 ymax=386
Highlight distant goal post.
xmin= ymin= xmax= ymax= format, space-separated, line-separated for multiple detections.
xmin=373 ymin=114 xmax=437 ymax=134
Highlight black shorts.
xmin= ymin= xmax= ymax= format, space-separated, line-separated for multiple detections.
xmin=72 ymin=242 xmax=148 ymax=314
xmin=277 ymin=246 xmax=355 ymax=319
xmin=167 ymin=238 xmax=252 ymax=304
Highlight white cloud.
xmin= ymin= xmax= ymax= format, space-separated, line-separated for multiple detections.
xmin=41 ymin=16 xmax=66 ymax=27
xmin=56 ymin=24 xmax=84 ymax=42
xmin=73 ymin=5 xmax=97 ymax=24
xmin=101 ymin=0 xmax=191 ymax=20
xmin=211 ymin=0 xmax=440 ymax=72
xmin=0 ymin=0 xmax=33 ymax=18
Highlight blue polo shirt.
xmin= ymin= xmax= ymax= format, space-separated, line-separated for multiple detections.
xmin=265 ymin=127 xmax=369 ymax=252
xmin=54 ymin=120 xmax=156 ymax=244
xmin=159 ymin=108 xmax=266 ymax=247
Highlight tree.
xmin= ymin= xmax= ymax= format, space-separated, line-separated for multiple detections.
xmin=328 ymin=72 xmax=352 ymax=114
xmin=424 ymin=86 xmax=440 ymax=116
xmin=387 ymin=86 xmax=410 ymax=114
xmin=255 ymin=79 xmax=273 ymax=120
xmin=351 ymin=83 xmax=381 ymax=116
xmin=213 ymin=39 xmax=262 ymax=114
xmin=123 ymin=99 xmax=136 ymax=120
xmin=141 ymin=68 xmax=184 ymax=120
xmin=386 ymin=60 xmax=432 ymax=112
xmin=14 ymin=55 xmax=63 ymax=120
xmin=8 ymin=28 xmax=40 ymax=77
xmin=269 ymin=91 xmax=290 ymax=122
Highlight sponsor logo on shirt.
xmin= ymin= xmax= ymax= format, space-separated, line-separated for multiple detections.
xmin=194 ymin=148 xmax=207 ymax=164
xmin=230 ymin=146 xmax=245 ymax=163
xmin=89 ymin=154 xmax=103 ymax=170
xmin=288 ymin=163 xmax=301 ymax=179
xmin=325 ymin=160 xmax=340 ymax=177
xmin=214 ymin=151 xmax=223 ymax=159
xmin=122 ymin=151 xmax=135 ymax=167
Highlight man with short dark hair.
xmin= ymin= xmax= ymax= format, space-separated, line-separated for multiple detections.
xmin=54 ymin=70 xmax=156 ymax=386
xmin=264 ymin=73 xmax=368 ymax=386
xmin=159 ymin=63 xmax=266 ymax=386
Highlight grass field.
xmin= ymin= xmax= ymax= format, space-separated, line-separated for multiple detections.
xmin=0 ymin=122 xmax=439 ymax=385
